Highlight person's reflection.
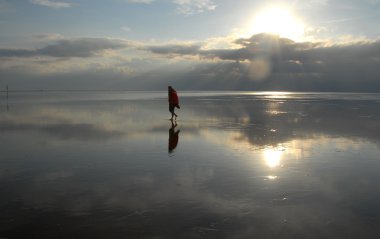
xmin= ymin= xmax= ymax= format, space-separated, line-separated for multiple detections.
xmin=168 ymin=119 xmax=180 ymax=154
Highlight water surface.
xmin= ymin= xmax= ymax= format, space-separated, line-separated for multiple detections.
xmin=1 ymin=91 xmax=380 ymax=238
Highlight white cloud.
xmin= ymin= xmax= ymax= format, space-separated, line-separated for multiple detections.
xmin=300 ymin=0 xmax=328 ymax=9
xmin=122 ymin=26 xmax=132 ymax=32
xmin=311 ymin=0 xmax=328 ymax=5
xmin=127 ymin=0 xmax=155 ymax=3
xmin=306 ymin=0 xmax=328 ymax=6
xmin=29 ymin=0 xmax=72 ymax=9
xmin=173 ymin=0 xmax=216 ymax=15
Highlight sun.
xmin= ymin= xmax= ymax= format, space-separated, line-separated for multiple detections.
xmin=245 ymin=7 xmax=305 ymax=41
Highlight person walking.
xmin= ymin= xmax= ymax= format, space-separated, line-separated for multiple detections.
xmin=168 ymin=86 xmax=180 ymax=120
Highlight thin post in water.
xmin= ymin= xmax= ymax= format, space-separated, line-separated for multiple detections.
xmin=6 ymin=85 xmax=9 ymax=111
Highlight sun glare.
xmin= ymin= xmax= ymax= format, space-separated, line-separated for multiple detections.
xmin=263 ymin=147 xmax=283 ymax=168
xmin=246 ymin=7 xmax=305 ymax=41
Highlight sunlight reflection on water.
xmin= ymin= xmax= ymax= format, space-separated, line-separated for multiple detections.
xmin=1 ymin=91 xmax=380 ymax=238
xmin=263 ymin=147 xmax=284 ymax=168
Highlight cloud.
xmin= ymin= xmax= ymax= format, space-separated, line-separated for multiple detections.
xmin=141 ymin=34 xmax=318 ymax=62
xmin=306 ymin=0 xmax=329 ymax=6
xmin=121 ymin=26 xmax=132 ymax=32
xmin=0 ymin=49 xmax=37 ymax=58
xmin=143 ymin=43 xmax=201 ymax=56
xmin=29 ymin=0 xmax=72 ymax=9
xmin=128 ymin=33 xmax=380 ymax=91
xmin=142 ymin=33 xmax=380 ymax=65
xmin=1 ymin=33 xmax=380 ymax=92
xmin=0 ymin=38 xmax=130 ymax=58
xmin=127 ymin=0 xmax=155 ymax=3
xmin=32 ymin=33 xmax=64 ymax=41
xmin=173 ymin=0 xmax=216 ymax=15
xmin=127 ymin=0 xmax=216 ymax=14
xmin=38 ymin=38 xmax=129 ymax=58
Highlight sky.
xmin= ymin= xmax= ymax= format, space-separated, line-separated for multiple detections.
xmin=1 ymin=0 xmax=380 ymax=91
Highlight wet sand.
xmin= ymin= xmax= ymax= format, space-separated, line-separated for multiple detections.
xmin=1 ymin=91 xmax=380 ymax=238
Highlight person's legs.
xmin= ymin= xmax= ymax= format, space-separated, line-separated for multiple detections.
xmin=169 ymin=104 xmax=175 ymax=120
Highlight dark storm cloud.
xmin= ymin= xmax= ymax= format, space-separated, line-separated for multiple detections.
xmin=0 ymin=38 xmax=129 ymax=58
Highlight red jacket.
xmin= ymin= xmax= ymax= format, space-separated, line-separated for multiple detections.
xmin=168 ymin=89 xmax=179 ymax=105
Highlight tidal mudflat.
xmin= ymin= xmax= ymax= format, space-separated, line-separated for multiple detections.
xmin=1 ymin=91 xmax=380 ymax=238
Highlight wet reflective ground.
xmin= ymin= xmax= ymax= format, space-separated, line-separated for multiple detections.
xmin=1 ymin=91 xmax=380 ymax=238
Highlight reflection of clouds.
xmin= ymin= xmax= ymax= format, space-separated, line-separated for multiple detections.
xmin=184 ymin=93 xmax=380 ymax=148
xmin=0 ymin=120 xmax=124 ymax=140
xmin=0 ymin=99 xmax=169 ymax=141
xmin=43 ymin=123 xmax=124 ymax=140
xmin=16 ymin=162 xmax=256 ymax=218
xmin=289 ymin=140 xmax=313 ymax=160
xmin=180 ymin=93 xmax=380 ymax=176
xmin=2 ymin=93 xmax=380 ymax=238
xmin=6 ymin=135 xmax=380 ymax=236
xmin=36 ymin=171 xmax=74 ymax=181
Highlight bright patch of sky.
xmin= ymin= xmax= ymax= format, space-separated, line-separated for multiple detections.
xmin=1 ymin=0 xmax=379 ymax=44
xmin=1 ymin=0 xmax=380 ymax=91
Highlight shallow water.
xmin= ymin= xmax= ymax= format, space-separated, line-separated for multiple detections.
xmin=1 ymin=91 xmax=380 ymax=238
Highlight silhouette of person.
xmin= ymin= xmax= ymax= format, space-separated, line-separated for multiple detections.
xmin=168 ymin=120 xmax=180 ymax=154
xmin=168 ymin=86 xmax=180 ymax=120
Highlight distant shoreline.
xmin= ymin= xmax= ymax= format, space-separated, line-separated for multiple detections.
xmin=1 ymin=90 xmax=380 ymax=94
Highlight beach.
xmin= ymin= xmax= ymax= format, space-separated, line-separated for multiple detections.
xmin=1 ymin=91 xmax=380 ymax=238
